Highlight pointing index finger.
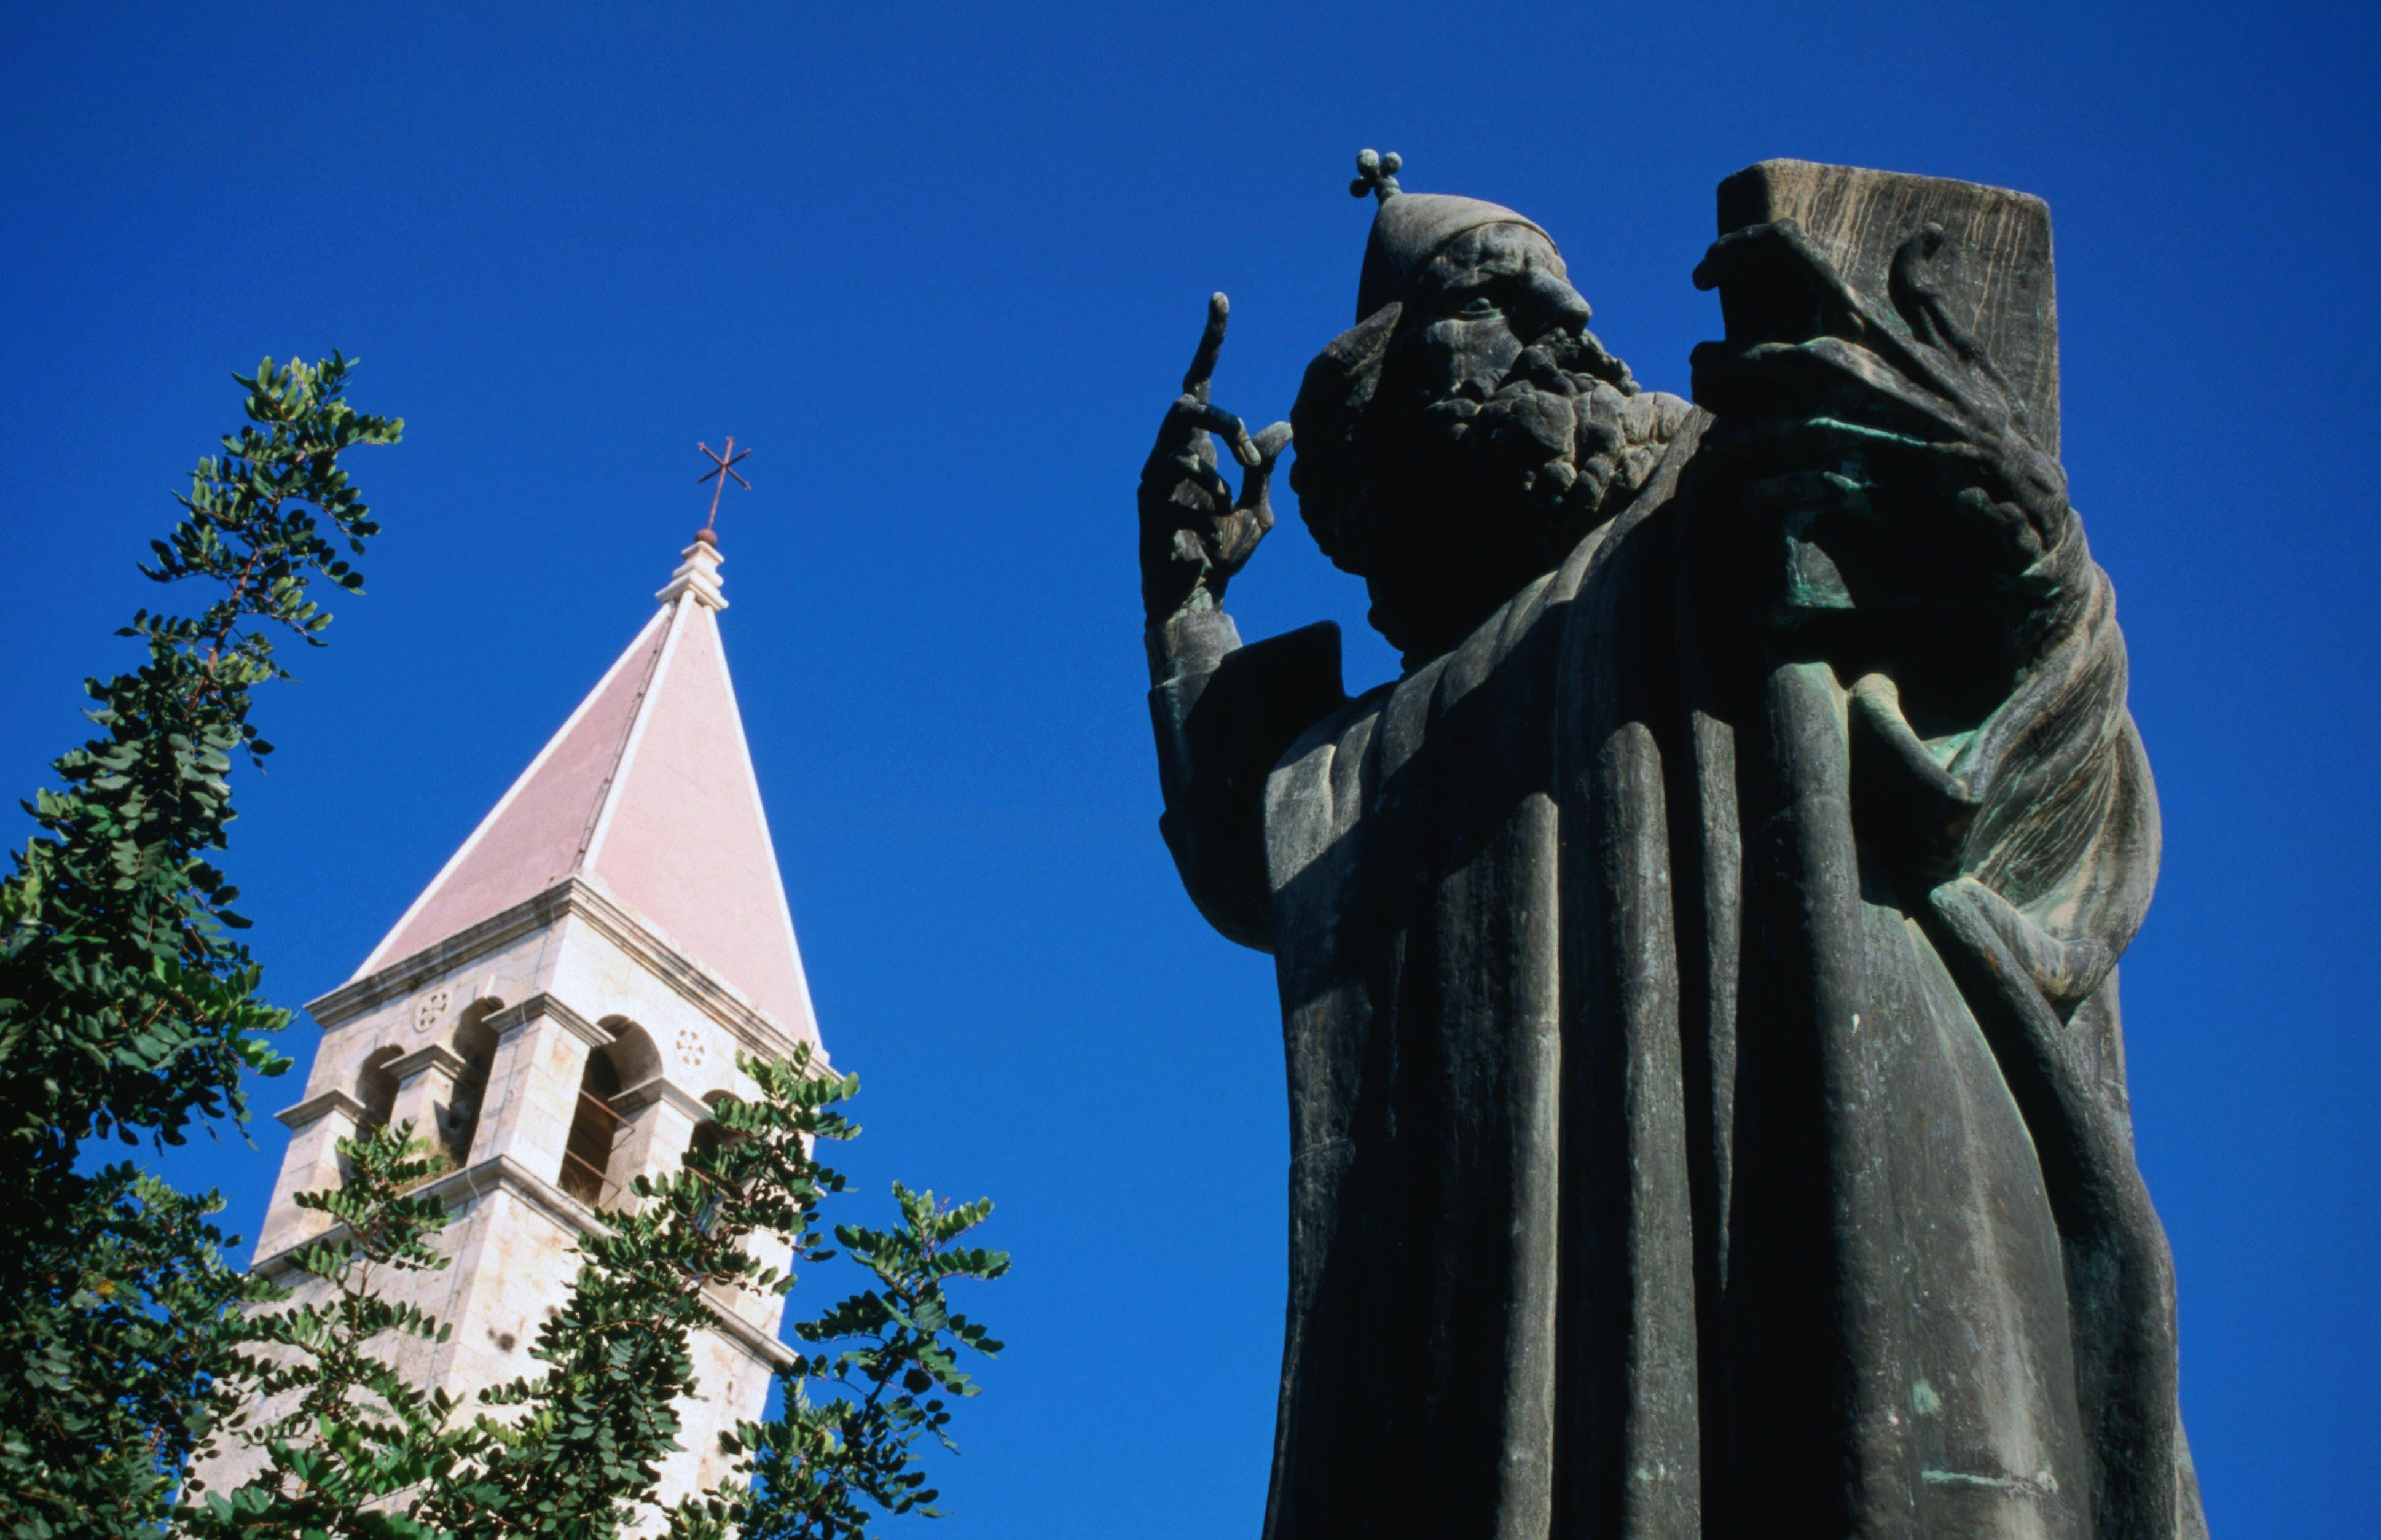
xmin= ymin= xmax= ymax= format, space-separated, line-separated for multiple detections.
xmin=1183 ymin=292 xmax=1230 ymax=402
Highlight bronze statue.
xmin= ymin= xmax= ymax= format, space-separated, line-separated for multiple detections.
xmin=1137 ymin=152 xmax=2204 ymax=1538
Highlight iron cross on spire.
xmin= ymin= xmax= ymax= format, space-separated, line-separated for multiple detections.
xmin=696 ymin=436 xmax=753 ymax=541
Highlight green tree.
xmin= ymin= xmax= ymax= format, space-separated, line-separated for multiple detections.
xmin=0 ymin=359 xmax=1005 ymax=1538
xmin=180 ymin=1119 xmax=460 ymax=1539
xmin=186 ymin=1052 xmax=1004 ymax=1540
xmin=0 ymin=356 xmax=401 ymax=1538
xmin=661 ymin=1054 xmax=1009 ymax=1540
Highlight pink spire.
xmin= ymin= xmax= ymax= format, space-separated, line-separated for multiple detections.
xmin=354 ymin=538 xmax=817 ymax=1041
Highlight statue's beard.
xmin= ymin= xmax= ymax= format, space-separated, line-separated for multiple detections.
xmin=1360 ymin=334 xmax=1641 ymax=663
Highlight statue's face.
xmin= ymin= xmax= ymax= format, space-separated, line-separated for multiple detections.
xmin=1290 ymin=217 xmax=1665 ymax=667
xmin=1358 ymin=225 xmax=1642 ymax=662
xmin=1396 ymin=223 xmax=1592 ymax=408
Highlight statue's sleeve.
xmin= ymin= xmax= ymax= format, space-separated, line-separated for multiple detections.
xmin=1873 ymin=525 xmax=2195 ymax=1538
xmin=1848 ymin=523 xmax=2157 ymax=1017
xmin=1147 ymin=612 xmax=1346 ymax=952
xmin=1946 ymin=528 xmax=2158 ymax=1015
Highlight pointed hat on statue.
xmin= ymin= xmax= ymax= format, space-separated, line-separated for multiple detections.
xmin=1351 ymin=149 xmax=1553 ymax=319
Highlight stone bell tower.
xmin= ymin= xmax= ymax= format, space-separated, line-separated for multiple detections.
xmin=202 ymin=532 xmax=820 ymax=1503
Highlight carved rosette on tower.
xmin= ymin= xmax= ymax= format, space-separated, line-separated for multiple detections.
xmin=195 ymin=530 xmax=820 ymax=1505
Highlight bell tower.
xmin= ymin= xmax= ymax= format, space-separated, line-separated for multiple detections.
xmin=205 ymin=531 xmax=820 ymax=1504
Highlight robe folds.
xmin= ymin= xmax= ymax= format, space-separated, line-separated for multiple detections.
xmin=1148 ymin=416 xmax=2206 ymax=1540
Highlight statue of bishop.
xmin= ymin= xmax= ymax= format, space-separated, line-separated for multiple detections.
xmin=1137 ymin=152 xmax=2206 ymax=1539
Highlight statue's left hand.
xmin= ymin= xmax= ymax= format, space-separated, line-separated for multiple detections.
xmin=1689 ymin=220 xmax=2074 ymax=583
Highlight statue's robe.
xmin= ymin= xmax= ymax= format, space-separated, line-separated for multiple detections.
xmin=1150 ymin=415 xmax=2205 ymax=1539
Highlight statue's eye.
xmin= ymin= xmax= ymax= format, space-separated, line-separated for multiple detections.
xmin=1455 ymin=295 xmax=1500 ymax=319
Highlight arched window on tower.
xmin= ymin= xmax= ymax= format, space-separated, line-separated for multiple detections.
xmin=440 ymin=998 xmax=503 ymax=1168
xmin=559 ymin=1020 xmax=660 ymax=1208
xmin=686 ymin=1092 xmax=744 ymax=1236
xmin=560 ymin=1049 xmax=625 ymax=1206
xmin=356 ymin=1045 xmax=402 ymax=1130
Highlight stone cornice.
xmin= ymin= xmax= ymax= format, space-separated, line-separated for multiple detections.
xmin=274 ymin=1087 xmax=368 ymax=1130
xmin=564 ymin=878 xmax=818 ymax=1068
xmin=307 ymin=883 xmax=576 ymax=1027
xmin=304 ymin=878 xmax=819 ymax=1073
xmin=699 ymin=1283 xmax=797 ymax=1372
xmin=614 ymin=1077 xmax=711 ymax=1122
xmin=251 ymin=1152 xmax=796 ymax=1372
xmin=389 ymin=1042 xmax=468 ymax=1080
xmin=485 ymin=991 xmax=608 ymax=1048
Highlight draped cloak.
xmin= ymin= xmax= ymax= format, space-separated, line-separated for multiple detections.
xmin=1148 ymin=415 xmax=2206 ymax=1539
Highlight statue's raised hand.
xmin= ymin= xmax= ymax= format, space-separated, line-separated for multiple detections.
xmin=1140 ymin=294 xmax=1292 ymax=623
xmin=1690 ymin=219 xmax=2074 ymax=588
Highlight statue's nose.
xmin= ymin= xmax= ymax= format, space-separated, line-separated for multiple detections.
xmin=1524 ymin=270 xmax=1592 ymax=338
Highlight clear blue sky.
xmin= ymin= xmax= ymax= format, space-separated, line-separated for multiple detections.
xmin=4 ymin=3 xmax=2374 ymax=1533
